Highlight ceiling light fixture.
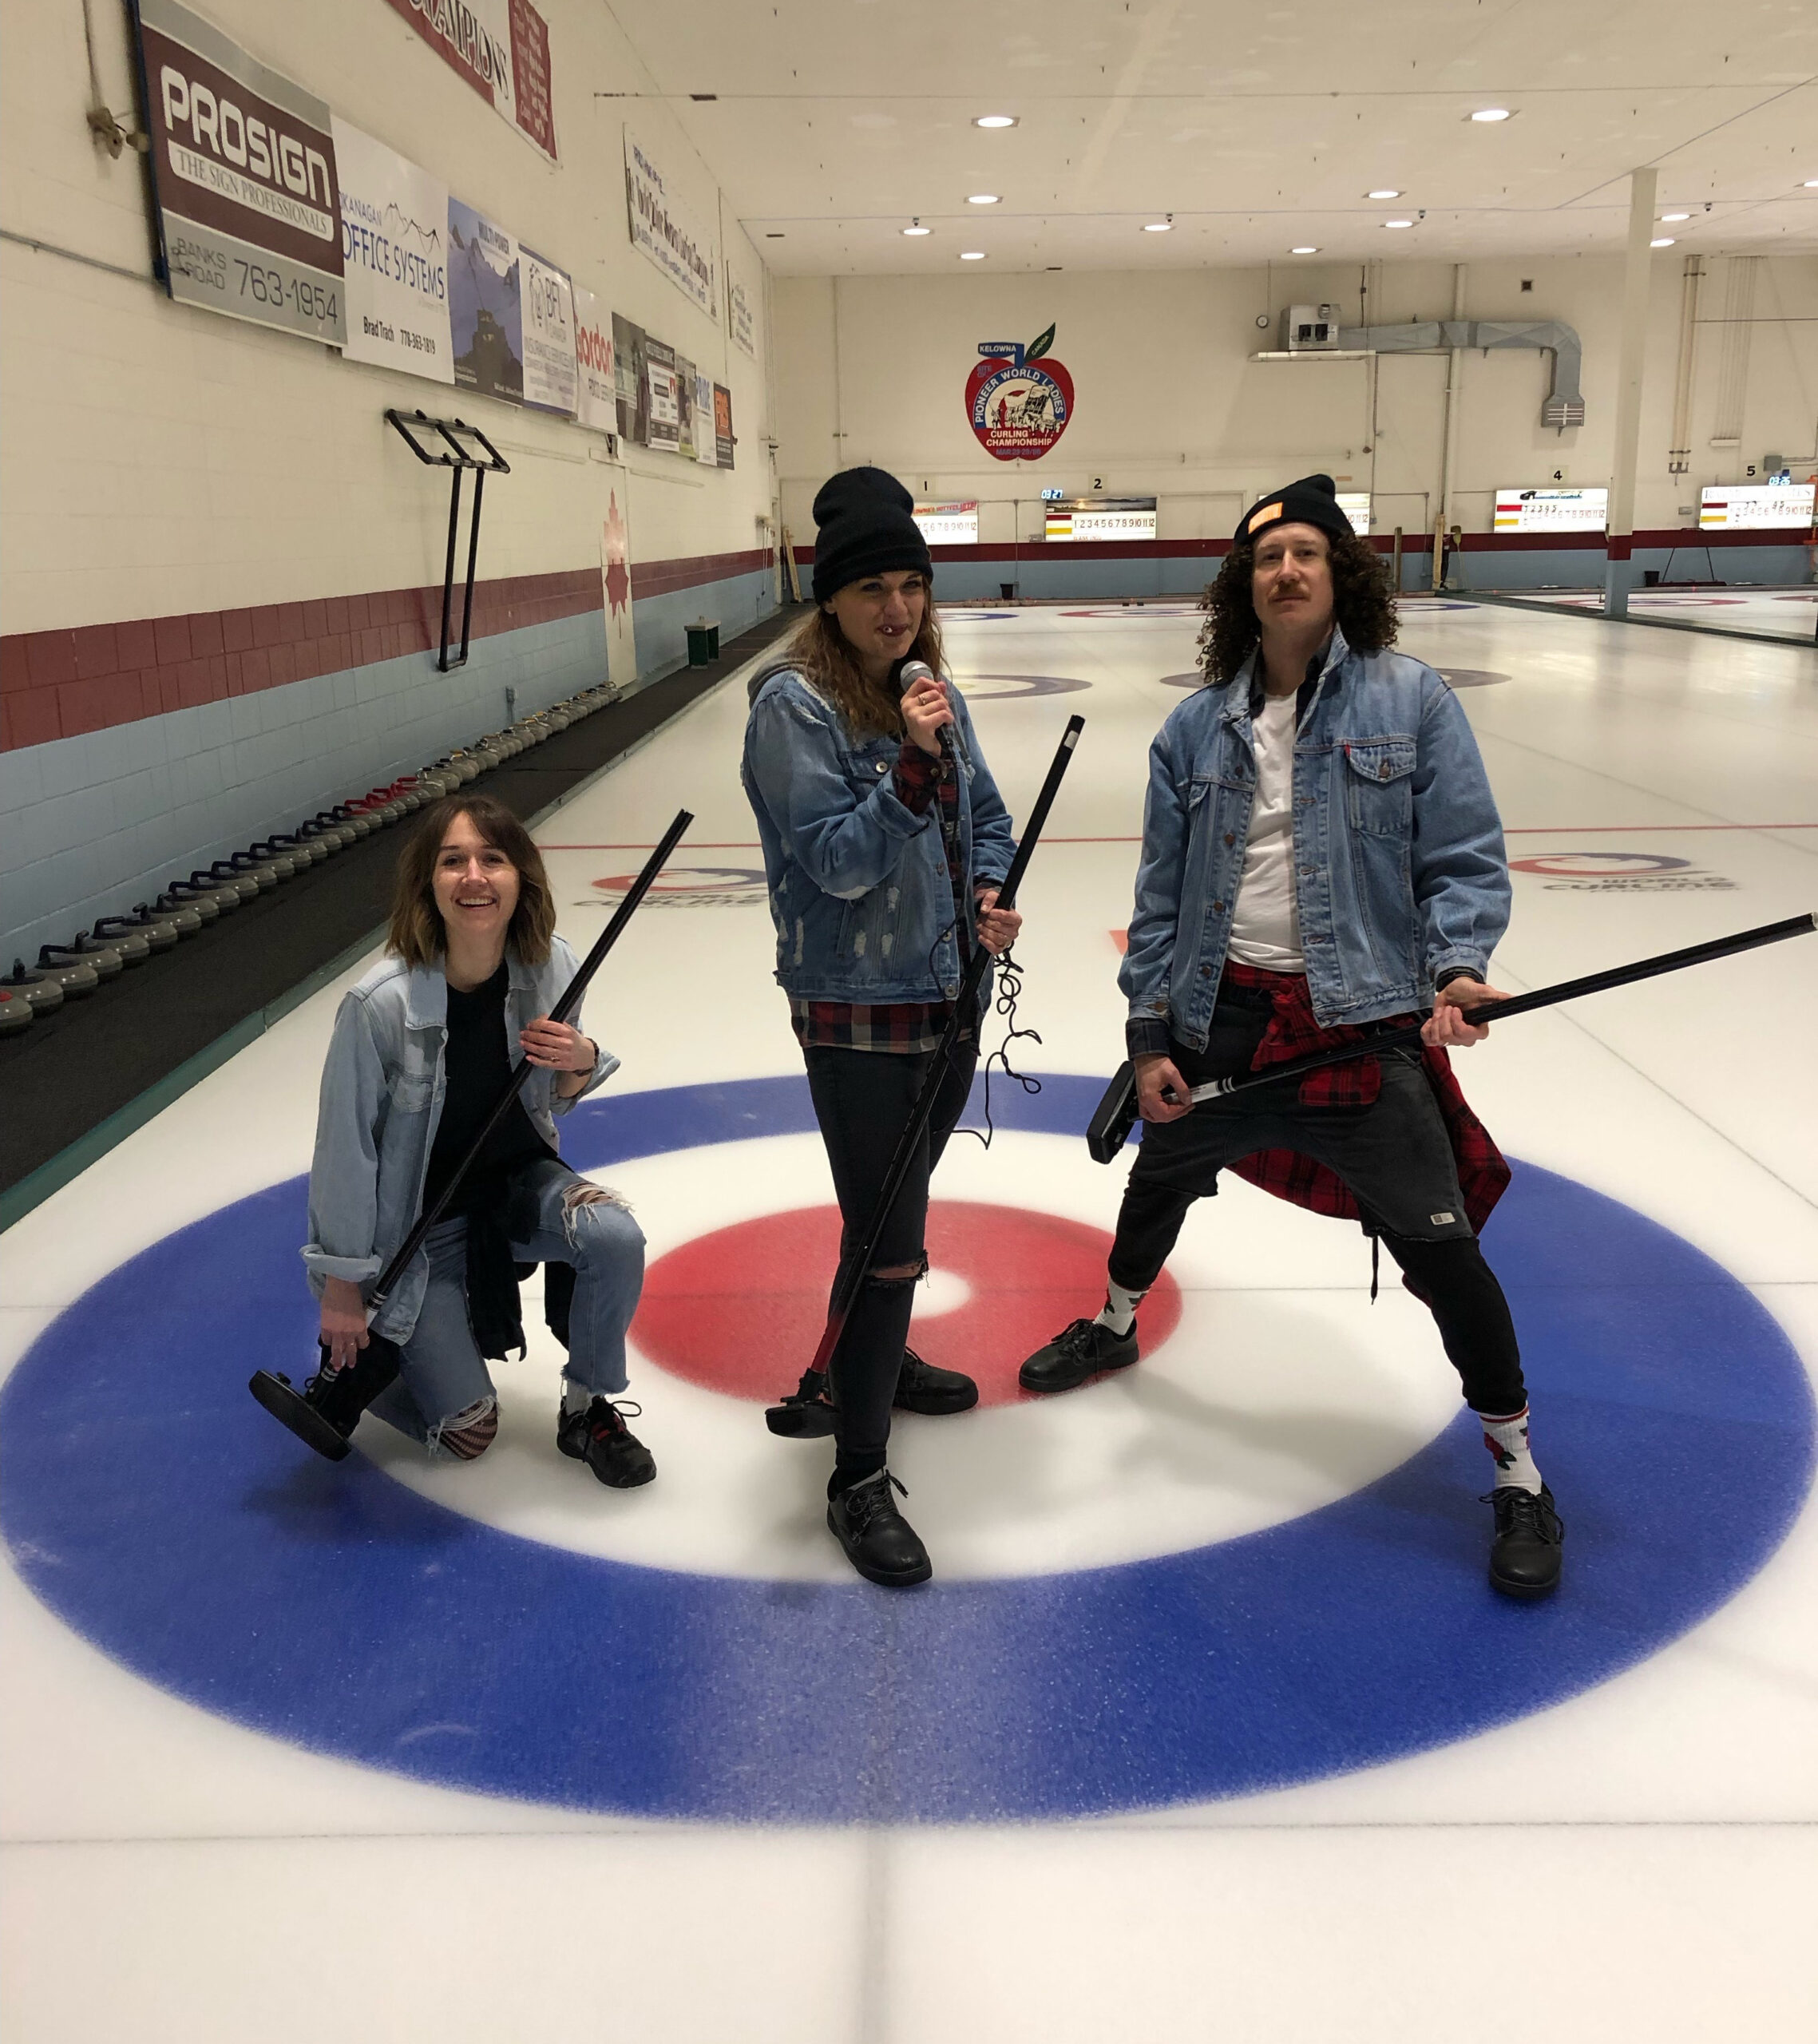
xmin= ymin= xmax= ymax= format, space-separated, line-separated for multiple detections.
xmin=1469 ymin=107 xmax=1513 ymax=122
xmin=1289 ymin=245 xmax=1319 ymax=254
xmin=1366 ymin=188 xmax=1401 ymax=200
xmin=1143 ymin=215 xmax=1174 ymax=232
xmin=901 ymin=218 xmax=930 ymax=236
xmin=967 ymin=194 xmax=1000 ymax=205
xmin=960 ymin=250 xmax=987 ymax=260
xmin=973 ymin=114 xmax=1018 ymax=129
xmin=1660 ymin=212 xmax=1690 ymax=222
xmin=1650 ymin=236 xmax=1676 ymax=248
xmin=1384 ymin=218 xmax=1414 ymax=229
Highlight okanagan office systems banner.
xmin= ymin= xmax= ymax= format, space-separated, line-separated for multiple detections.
xmin=333 ymin=118 xmax=452 ymax=381
xmin=572 ymin=283 xmax=615 ymax=434
xmin=135 ymin=0 xmax=347 ymax=346
xmin=448 ymin=196 xmax=522 ymax=402
xmin=521 ymin=247 xmax=576 ymax=414
xmin=624 ymin=130 xmax=715 ymax=316
xmin=382 ymin=0 xmax=558 ymax=163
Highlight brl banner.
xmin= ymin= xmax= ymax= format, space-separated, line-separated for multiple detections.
xmin=382 ymin=0 xmax=558 ymax=163
xmin=448 ymin=197 xmax=521 ymax=402
xmin=967 ymin=323 xmax=1072 ymax=461
xmin=521 ymin=247 xmax=576 ymax=414
xmin=572 ymin=283 xmax=615 ymax=435
xmin=624 ymin=131 xmax=715 ymax=317
xmin=135 ymin=0 xmax=346 ymax=347
xmin=333 ymin=118 xmax=451 ymax=382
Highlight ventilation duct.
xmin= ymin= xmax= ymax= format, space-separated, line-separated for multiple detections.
xmin=1335 ymin=319 xmax=1585 ymax=428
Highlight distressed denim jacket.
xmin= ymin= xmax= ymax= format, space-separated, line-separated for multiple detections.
xmin=1121 ymin=628 xmax=1510 ymax=1056
xmin=302 ymin=937 xmax=616 ymax=1341
xmin=741 ymin=667 xmax=1018 ymax=1003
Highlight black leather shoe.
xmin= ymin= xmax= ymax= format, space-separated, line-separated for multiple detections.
xmin=1018 ymin=1317 xmax=1139 ymax=1394
xmin=893 ymin=1345 xmax=978 ymax=1415
xmin=558 ymin=1396 xmax=656 ymax=1488
xmin=1485 ymin=1483 xmax=1564 ymax=1599
xmin=827 ymin=1468 xmax=933 ymax=1587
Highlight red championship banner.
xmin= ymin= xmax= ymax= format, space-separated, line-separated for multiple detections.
xmin=382 ymin=0 xmax=559 ymax=163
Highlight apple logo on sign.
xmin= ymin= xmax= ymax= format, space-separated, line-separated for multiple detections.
xmin=966 ymin=325 xmax=1073 ymax=462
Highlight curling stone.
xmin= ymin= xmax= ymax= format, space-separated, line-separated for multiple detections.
xmin=50 ymin=934 xmax=122 ymax=980
xmin=3 ymin=959 xmax=64 ymax=1016
xmin=204 ymin=862 xmax=262 ymax=901
xmin=87 ymin=917 xmax=153 ymax=965
xmin=265 ymin=830 xmax=319 ymax=869
xmin=101 ymin=908 xmax=179 ymax=954
xmin=141 ymin=894 xmax=204 ymax=938
xmin=34 ymin=945 xmax=101 ymax=998
xmin=0 ymin=987 xmax=32 ymax=1037
xmin=171 ymin=875 xmax=230 ymax=917
xmin=248 ymin=841 xmax=299 ymax=881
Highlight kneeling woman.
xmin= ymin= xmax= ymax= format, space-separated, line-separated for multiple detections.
xmin=743 ymin=466 xmax=1022 ymax=1586
xmin=303 ymin=794 xmax=653 ymax=1485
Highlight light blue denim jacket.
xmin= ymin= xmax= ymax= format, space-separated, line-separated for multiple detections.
xmin=1121 ymin=628 xmax=1510 ymax=1055
xmin=741 ymin=667 xmax=1018 ymax=1004
xmin=301 ymin=937 xmax=616 ymax=1341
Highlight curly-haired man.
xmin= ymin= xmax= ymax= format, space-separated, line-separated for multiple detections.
xmin=1020 ymin=474 xmax=1564 ymax=1598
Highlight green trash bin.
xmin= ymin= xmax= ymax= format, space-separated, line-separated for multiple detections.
xmin=686 ymin=618 xmax=721 ymax=666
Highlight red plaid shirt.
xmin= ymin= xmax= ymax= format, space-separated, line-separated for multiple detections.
xmin=1218 ymin=961 xmax=1510 ymax=1233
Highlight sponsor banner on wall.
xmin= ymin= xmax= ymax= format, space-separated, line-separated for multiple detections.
xmin=966 ymin=325 xmax=1072 ymax=461
xmin=332 ymin=118 xmax=451 ymax=381
xmin=572 ymin=283 xmax=615 ymax=434
xmin=521 ymin=247 xmax=576 ymax=414
xmin=913 ymin=501 xmax=980 ymax=545
xmin=382 ymin=0 xmax=558 ymax=163
xmin=135 ymin=0 xmax=347 ymax=346
xmin=623 ymin=131 xmax=715 ymax=317
xmin=675 ymin=353 xmax=697 ymax=458
xmin=644 ymin=338 xmax=681 ymax=453
xmin=727 ymin=266 xmax=756 ymax=358
xmin=612 ymin=313 xmax=647 ymax=442
xmin=448 ymin=196 xmax=522 ymax=402
xmin=1493 ymin=487 xmax=1607 ymax=533
xmin=712 ymin=383 xmax=735 ymax=470
xmin=694 ymin=371 xmax=716 ymax=465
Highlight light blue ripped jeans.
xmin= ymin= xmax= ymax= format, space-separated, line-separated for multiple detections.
xmin=366 ymin=1160 xmax=645 ymax=1456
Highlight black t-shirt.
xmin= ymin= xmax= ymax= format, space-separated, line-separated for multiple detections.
xmin=422 ymin=962 xmax=553 ymax=1218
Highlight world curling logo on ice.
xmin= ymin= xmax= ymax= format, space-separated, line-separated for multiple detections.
xmin=590 ymin=866 xmax=767 ymax=909
xmin=1509 ymin=851 xmax=1736 ymax=892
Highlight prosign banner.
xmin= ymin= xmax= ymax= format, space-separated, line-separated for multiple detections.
xmin=333 ymin=118 xmax=451 ymax=382
xmin=624 ymin=131 xmax=715 ymax=316
xmin=135 ymin=0 xmax=347 ymax=347
xmin=382 ymin=0 xmax=558 ymax=163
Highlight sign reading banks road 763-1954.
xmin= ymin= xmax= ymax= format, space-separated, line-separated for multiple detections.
xmin=133 ymin=0 xmax=347 ymax=347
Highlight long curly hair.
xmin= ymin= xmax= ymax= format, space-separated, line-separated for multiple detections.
xmin=782 ymin=589 xmax=947 ymax=739
xmin=1198 ymin=529 xmax=1398 ymax=686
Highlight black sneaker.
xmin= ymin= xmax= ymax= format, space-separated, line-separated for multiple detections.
xmin=893 ymin=1345 xmax=978 ymax=1416
xmin=1484 ymin=1483 xmax=1564 ymax=1599
xmin=558 ymin=1396 xmax=656 ymax=1488
xmin=827 ymin=1468 xmax=933 ymax=1588
xmin=1018 ymin=1317 xmax=1139 ymax=1394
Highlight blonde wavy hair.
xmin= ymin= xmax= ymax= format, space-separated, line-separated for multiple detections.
xmin=387 ymin=794 xmax=556 ymax=969
xmin=784 ymin=588 xmax=948 ymax=739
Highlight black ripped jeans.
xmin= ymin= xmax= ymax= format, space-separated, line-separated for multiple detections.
xmin=804 ymin=1039 xmax=979 ymax=1468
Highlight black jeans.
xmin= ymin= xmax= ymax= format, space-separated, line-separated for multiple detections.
xmin=803 ymin=1039 xmax=979 ymax=1463
xmin=1111 ymin=992 xmax=1527 ymax=1416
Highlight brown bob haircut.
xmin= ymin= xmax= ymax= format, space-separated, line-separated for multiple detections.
xmin=386 ymin=793 xmax=557 ymax=969
xmin=1199 ymin=525 xmax=1399 ymax=687
xmin=787 ymin=575 xmax=947 ymax=739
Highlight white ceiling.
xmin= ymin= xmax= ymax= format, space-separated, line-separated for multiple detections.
xmin=598 ymin=0 xmax=1818 ymax=271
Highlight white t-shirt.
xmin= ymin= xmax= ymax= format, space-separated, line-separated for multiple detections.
xmin=1225 ymin=689 xmax=1305 ymax=972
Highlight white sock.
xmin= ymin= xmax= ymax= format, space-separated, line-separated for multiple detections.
xmin=562 ymin=1379 xmax=592 ymax=1417
xmin=1478 ymin=1408 xmax=1543 ymax=1494
xmin=1095 ymin=1282 xmax=1146 ymax=1338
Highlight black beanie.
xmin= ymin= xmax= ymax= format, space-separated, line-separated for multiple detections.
xmin=811 ymin=466 xmax=933 ymax=603
xmin=1235 ymin=473 xmax=1354 ymax=549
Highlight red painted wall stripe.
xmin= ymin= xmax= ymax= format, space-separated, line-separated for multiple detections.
xmin=0 ymin=549 xmax=773 ymax=753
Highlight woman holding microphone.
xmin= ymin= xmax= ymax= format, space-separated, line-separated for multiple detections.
xmin=742 ymin=468 xmax=1021 ymax=1586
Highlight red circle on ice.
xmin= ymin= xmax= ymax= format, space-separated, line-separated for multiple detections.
xmin=632 ymin=1198 xmax=1182 ymax=1408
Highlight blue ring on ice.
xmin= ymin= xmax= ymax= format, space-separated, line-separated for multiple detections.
xmin=2 ymin=1074 xmax=1810 ymax=1822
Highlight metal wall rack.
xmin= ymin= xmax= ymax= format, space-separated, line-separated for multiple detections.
xmin=384 ymin=409 xmax=511 ymax=672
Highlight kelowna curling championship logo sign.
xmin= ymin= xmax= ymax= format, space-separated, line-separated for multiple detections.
xmin=967 ymin=324 xmax=1072 ymax=461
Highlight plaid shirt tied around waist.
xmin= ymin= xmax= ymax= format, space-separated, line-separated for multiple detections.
xmin=1218 ymin=961 xmax=1511 ymax=1232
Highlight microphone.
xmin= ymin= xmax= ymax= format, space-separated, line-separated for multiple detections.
xmin=899 ymin=659 xmax=953 ymax=757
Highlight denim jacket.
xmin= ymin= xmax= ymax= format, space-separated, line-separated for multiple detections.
xmin=741 ymin=667 xmax=1018 ymax=1003
xmin=1122 ymin=628 xmax=1509 ymax=1055
xmin=301 ymin=937 xmax=616 ymax=1341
